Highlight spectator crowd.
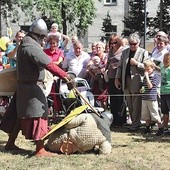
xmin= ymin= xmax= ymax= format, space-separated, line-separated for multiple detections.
xmin=0 ymin=19 xmax=170 ymax=156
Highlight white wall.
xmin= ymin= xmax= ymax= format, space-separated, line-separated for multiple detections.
xmin=147 ymin=0 xmax=159 ymax=17
xmin=88 ymin=0 xmax=125 ymax=45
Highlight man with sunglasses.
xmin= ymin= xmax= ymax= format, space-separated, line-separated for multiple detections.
xmin=115 ymin=32 xmax=150 ymax=131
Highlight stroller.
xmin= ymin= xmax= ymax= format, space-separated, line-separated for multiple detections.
xmin=47 ymin=73 xmax=104 ymax=124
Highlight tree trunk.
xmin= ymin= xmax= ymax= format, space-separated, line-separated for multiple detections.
xmin=160 ymin=0 xmax=163 ymax=30
xmin=61 ymin=3 xmax=67 ymax=35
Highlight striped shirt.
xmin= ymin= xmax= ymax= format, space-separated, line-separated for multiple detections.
xmin=142 ymin=72 xmax=160 ymax=101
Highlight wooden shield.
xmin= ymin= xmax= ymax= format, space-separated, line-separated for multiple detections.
xmin=0 ymin=67 xmax=17 ymax=96
xmin=41 ymin=105 xmax=88 ymax=140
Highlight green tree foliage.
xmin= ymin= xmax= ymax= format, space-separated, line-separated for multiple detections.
xmin=147 ymin=0 xmax=170 ymax=36
xmin=0 ymin=0 xmax=16 ymax=36
xmin=0 ymin=0 xmax=15 ymax=18
xmin=122 ymin=0 xmax=145 ymax=37
xmin=15 ymin=0 xmax=96 ymax=37
xmin=101 ymin=11 xmax=117 ymax=42
xmin=74 ymin=0 xmax=96 ymax=37
xmin=1 ymin=0 xmax=14 ymax=9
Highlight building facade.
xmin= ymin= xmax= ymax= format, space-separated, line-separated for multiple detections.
xmin=87 ymin=0 xmax=128 ymax=45
xmin=1 ymin=0 xmax=160 ymax=49
xmin=87 ymin=0 xmax=159 ymax=46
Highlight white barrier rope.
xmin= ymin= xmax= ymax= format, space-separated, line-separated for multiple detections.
xmin=48 ymin=92 xmax=167 ymax=97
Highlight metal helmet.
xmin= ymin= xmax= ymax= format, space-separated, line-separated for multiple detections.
xmin=29 ymin=18 xmax=47 ymax=36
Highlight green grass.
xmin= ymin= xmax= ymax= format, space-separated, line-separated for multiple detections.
xmin=0 ymin=127 xmax=170 ymax=170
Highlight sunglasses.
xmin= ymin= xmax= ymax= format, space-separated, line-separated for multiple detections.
xmin=110 ymin=42 xmax=118 ymax=45
xmin=129 ymin=42 xmax=138 ymax=46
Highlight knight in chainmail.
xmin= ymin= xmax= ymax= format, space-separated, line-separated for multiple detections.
xmin=46 ymin=113 xmax=112 ymax=154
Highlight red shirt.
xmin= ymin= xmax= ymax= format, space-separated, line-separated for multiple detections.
xmin=44 ymin=48 xmax=64 ymax=62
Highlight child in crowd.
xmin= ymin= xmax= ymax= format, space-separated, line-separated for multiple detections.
xmin=46 ymin=23 xmax=61 ymax=49
xmin=140 ymin=60 xmax=163 ymax=135
xmin=87 ymin=56 xmax=105 ymax=91
xmin=159 ymin=52 xmax=170 ymax=135
xmin=46 ymin=23 xmax=69 ymax=50
xmin=47 ymin=23 xmax=61 ymax=39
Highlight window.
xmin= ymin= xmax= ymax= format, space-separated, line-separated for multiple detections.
xmin=104 ymin=0 xmax=117 ymax=6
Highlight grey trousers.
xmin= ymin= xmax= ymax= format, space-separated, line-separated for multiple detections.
xmin=124 ymin=76 xmax=142 ymax=127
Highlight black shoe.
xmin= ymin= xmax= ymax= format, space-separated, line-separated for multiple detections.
xmin=128 ymin=126 xmax=140 ymax=132
xmin=156 ymin=128 xmax=164 ymax=136
xmin=164 ymin=129 xmax=170 ymax=135
xmin=144 ymin=128 xmax=151 ymax=134
xmin=123 ymin=123 xmax=132 ymax=128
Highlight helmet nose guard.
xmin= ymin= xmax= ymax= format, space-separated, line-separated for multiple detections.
xmin=29 ymin=18 xmax=47 ymax=36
